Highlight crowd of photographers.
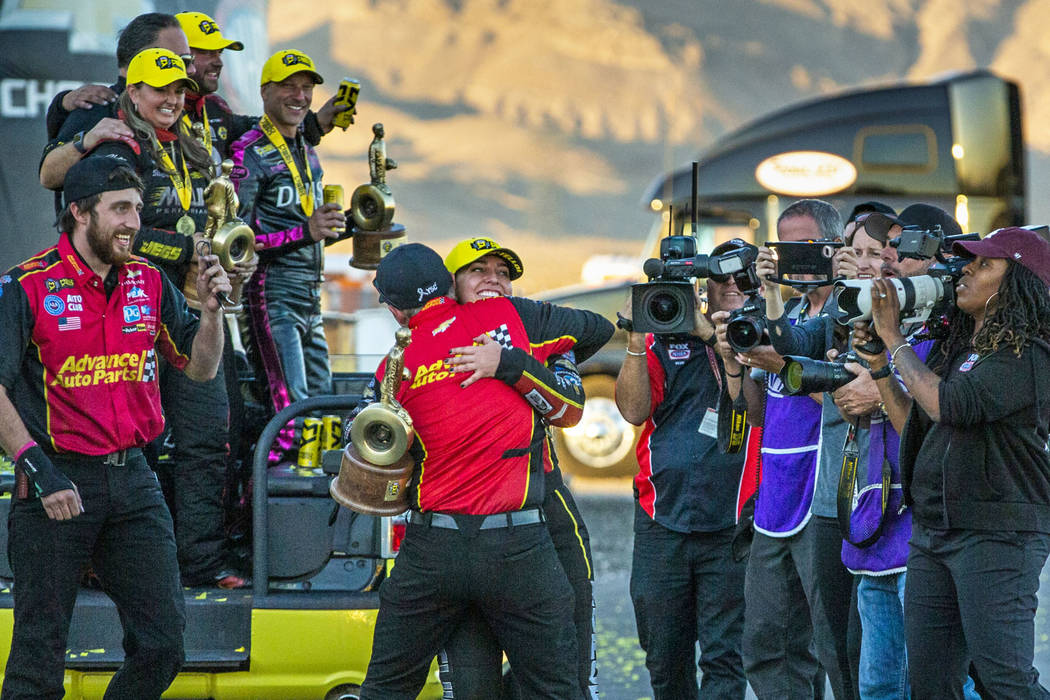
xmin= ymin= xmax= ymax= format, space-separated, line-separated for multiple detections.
xmin=618 ymin=196 xmax=1050 ymax=699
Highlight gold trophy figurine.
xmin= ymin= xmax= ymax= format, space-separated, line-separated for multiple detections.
xmin=183 ymin=159 xmax=257 ymax=311
xmin=350 ymin=123 xmax=406 ymax=269
xmin=331 ymin=326 xmax=415 ymax=515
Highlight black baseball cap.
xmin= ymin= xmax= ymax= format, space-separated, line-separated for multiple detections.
xmin=64 ymin=155 xmax=143 ymax=204
xmin=373 ymin=243 xmax=453 ymax=311
xmin=847 ymin=201 xmax=896 ymax=224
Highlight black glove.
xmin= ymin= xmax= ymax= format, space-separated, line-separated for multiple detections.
xmin=17 ymin=445 xmax=75 ymax=498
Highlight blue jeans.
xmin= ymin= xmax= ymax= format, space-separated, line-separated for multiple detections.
xmin=857 ymin=573 xmax=908 ymax=700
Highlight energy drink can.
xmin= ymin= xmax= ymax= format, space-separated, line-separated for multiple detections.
xmin=322 ymin=414 xmax=343 ymax=452
xmin=298 ymin=417 xmax=323 ymax=469
xmin=331 ymin=78 xmax=360 ymax=130
xmin=323 ymin=184 xmax=346 ymax=232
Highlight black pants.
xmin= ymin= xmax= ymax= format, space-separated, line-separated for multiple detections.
xmin=1 ymin=452 xmax=185 ymax=700
xmin=155 ymin=336 xmax=231 ymax=585
xmin=439 ymin=475 xmax=598 ymax=698
xmin=630 ymin=505 xmax=746 ymax=700
xmin=906 ymin=525 xmax=1050 ymax=699
xmin=360 ymin=515 xmax=578 ymax=700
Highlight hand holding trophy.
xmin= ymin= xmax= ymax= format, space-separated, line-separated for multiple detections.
xmin=183 ymin=159 xmax=257 ymax=311
xmin=331 ymin=327 xmax=414 ymax=515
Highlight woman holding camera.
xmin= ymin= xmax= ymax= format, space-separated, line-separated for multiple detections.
xmin=856 ymin=226 xmax=1050 ymax=697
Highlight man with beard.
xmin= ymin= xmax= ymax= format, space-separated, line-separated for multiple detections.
xmin=0 ymin=157 xmax=231 ymax=699
xmin=230 ymin=49 xmax=346 ymax=462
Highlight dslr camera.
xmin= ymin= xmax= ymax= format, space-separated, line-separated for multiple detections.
xmin=632 ymin=236 xmax=759 ymax=335
xmin=834 ymin=226 xmax=978 ymax=327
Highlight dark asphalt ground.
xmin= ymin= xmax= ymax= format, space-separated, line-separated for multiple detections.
xmin=572 ymin=481 xmax=1050 ymax=700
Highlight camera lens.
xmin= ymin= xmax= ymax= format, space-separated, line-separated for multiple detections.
xmin=648 ymin=292 xmax=681 ymax=325
xmin=726 ymin=316 xmax=763 ymax=353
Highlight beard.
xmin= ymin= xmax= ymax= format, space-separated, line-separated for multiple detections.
xmin=86 ymin=213 xmax=135 ymax=267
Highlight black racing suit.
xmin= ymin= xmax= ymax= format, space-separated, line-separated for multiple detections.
xmin=230 ymin=121 xmax=331 ymax=463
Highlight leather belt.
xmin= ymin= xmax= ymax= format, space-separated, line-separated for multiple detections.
xmin=408 ymin=508 xmax=544 ymax=530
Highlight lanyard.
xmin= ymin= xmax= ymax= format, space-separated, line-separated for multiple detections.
xmin=151 ymin=136 xmax=192 ymax=212
xmin=182 ymin=100 xmax=211 ymax=154
xmin=704 ymin=344 xmax=747 ymax=452
xmin=259 ymin=115 xmax=314 ymax=217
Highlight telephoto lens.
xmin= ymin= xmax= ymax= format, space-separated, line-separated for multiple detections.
xmin=777 ymin=354 xmax=858 ymax=396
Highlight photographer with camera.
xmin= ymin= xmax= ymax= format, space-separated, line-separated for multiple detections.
xmin=854 ymin=226 xmax=1050 ymax=697
xmin=615 ymin=238 xmax=759 ymax=700
xmin=723 ymin=198 xmax=861 ymax=700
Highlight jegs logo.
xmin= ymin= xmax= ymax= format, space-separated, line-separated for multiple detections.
xmin=44 ymin=278 xmax=74 ymax=292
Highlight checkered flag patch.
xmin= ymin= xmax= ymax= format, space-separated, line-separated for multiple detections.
xmin=141 ymin=349 xmax=157 ymax=383
xmin=487 ymin=324 xmax=513 ymax=350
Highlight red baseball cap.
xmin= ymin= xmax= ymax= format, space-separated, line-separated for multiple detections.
xmin=953 ymin=227 xmax=1050 ymax=286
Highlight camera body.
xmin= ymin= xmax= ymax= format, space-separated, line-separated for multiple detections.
xmin=631 ymin=237 xmax=760 ymax=335
xmin=767 ymin=240 xmax=843 ymax=288
xmin=725 ymin=294 xmax=768 ymax=354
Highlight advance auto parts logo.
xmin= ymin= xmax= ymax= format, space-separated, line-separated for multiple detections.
xmin=50 ymin=350 xmax=154 ymax=388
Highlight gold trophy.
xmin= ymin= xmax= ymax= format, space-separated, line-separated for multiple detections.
xmin=349 ymin=123 xmax=406 ymax=269
xmin=183 ymin=159 xmax=257 ymax=311
xmin=331 ymin=327 xmax=414 ymax=515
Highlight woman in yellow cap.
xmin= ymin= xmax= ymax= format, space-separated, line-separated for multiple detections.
xmin=437 ymin=236 xmax=600 ymax=699
xmin=90 ymin=47 xmax=251 ymax=590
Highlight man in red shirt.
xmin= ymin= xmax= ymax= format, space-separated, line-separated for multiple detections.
xmin=357 ymin=243 xmax=613 ymax=700
xmin=0 ymin=157 xmax=230 ymax=699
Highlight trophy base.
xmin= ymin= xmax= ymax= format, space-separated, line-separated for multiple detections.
xmin=330 ymin=443 xmax=412 ymax=516
xmin=350 ymin=223 xmax=406 ymax=270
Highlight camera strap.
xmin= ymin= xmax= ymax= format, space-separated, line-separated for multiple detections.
xmin=707 ymin=346 xmax=747 ymax=453
xmin=836 ymin=420 xmax=891 ymax=548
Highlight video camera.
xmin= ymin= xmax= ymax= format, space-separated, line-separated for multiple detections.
xmin=834 ymin=225 xmax=978 ymax=327
xmin=631 ymin=235 xmax=760 ymax=334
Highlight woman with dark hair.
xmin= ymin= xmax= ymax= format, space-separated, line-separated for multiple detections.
xmin=856 ymin=226 xmax=1050 ymax=698
xmin=89 ymin=47 xmax=250 ymax=589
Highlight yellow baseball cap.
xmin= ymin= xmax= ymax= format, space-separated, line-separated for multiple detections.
xmin=176 ymin=12 xmax=244 ymax=51
xmin=126 ymin=48 xmax=197 ymax=91
xmin=260 ymin=49 xmax=324 ymax=86
xmin=444 ymin=237 xmax=524 ymax=280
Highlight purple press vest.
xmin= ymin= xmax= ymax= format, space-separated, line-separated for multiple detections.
xmin=841 ymin=338 xmax=933 ymax=573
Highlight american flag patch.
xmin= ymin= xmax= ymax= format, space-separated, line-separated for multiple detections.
xmin=57 ymin=317 xmax=80 ymax=331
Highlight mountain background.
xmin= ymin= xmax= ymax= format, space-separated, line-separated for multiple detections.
xmin=4 ymin=0 xmax=1050 ymax=297
xmin=217 ymin=0 xmax=1050 ymax=297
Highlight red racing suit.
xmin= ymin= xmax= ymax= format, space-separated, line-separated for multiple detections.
xmin=0 ymin=233 xmax=199 ymax=455
xmin=370 ymin=295 xmax=612 ymax=515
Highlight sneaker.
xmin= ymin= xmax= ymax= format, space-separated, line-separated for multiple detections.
xmin=215 ymin=570 xmax=250 ymax=589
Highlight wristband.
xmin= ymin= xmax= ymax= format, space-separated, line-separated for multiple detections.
xmin=724 ymin=369 xmax=743 ymax=378
xmin=14 ymin=440 xmax=37 ymax=461
xmin=16 ymin=445 xmax=74 ymax=499
xmin=625 ymin=348 xmax=646 ymax=357
xmin=868 ymin=364 xmax=893 ymax=380
xmin=890 ymin=342 xmax=911 ymax=364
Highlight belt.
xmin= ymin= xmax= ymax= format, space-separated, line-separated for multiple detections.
xmin=408 ymin=508 xmax=544 ymax=530
xmin=50 ymin=448 xmax=139 ymax=467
